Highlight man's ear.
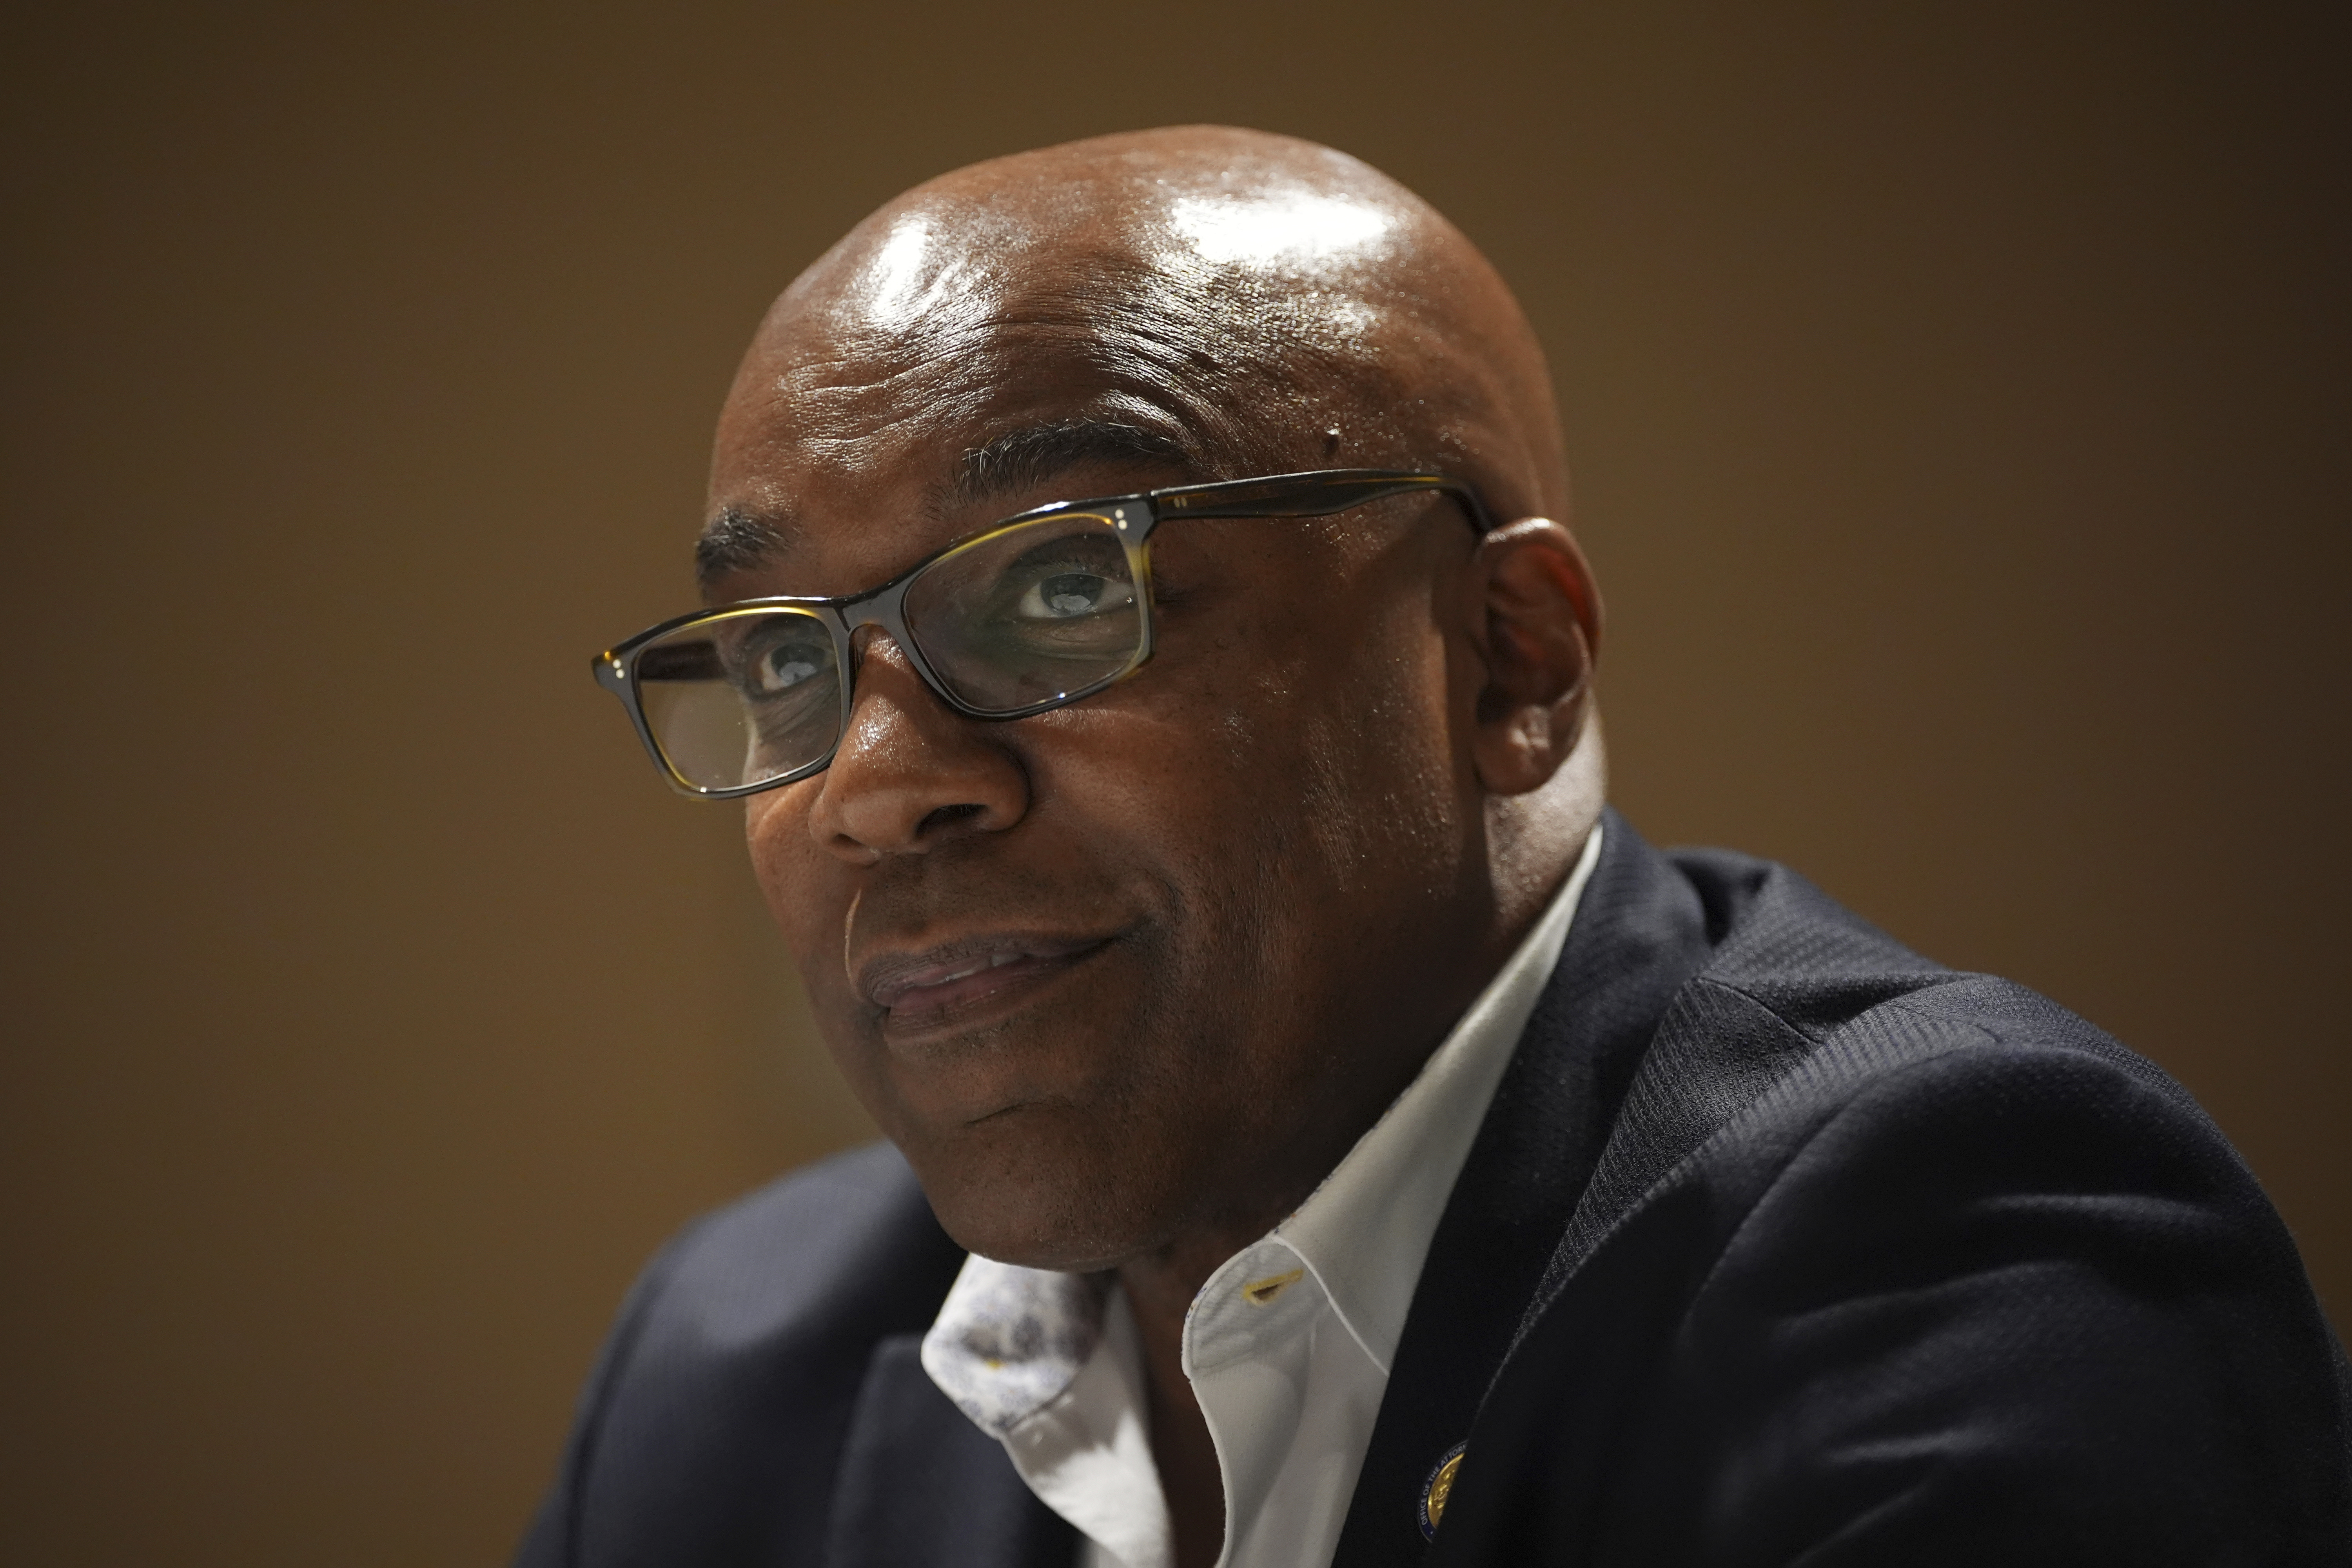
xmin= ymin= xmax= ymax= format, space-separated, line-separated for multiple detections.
xmin=1460 ymin=519 xmax=1602 ymax=795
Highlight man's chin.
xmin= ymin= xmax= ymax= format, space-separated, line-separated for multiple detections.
xmin=904 ymin=1117 xmax=1176 ymax=1275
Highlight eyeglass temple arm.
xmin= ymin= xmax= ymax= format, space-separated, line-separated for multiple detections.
xmin=1146 ymin=471 xmax=1498 ymax=534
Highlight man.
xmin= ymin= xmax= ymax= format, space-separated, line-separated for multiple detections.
xmin=520 ymin=127 xmax=2349 ymax=1567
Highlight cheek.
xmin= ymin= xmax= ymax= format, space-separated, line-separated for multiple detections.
xmin=743 ymin=789 xmax=820 ymax=940
xmin=1314 ymin=627 xmax=1465 ymax=877
xmin=1044 ymin=596 xmax=1464 ymax=1029
xmin=741 ymin=787 xmax=866 ymax=1034
xmin=1184 ymin=583 xmax=1465 ymax=902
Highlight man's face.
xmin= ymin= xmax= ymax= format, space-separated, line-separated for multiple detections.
xmin=708 ymin=265 xmax=1499 ymax=1274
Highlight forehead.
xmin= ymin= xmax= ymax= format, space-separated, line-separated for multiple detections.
xmin=712 ymin=343 xmax=1288 ymax=599
xmin=707 ymin=343 xmax=1212 ymax=599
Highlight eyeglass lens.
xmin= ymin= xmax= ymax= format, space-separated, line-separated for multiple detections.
xmin=633 ymin=512 xmax=1144 ymax=792
xmin=902 ymin=513 xmax=1141 ymax=710
xmin=634 ymin=607 xmax=844 ymax=792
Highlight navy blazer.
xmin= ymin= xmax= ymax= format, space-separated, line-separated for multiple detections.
xmin=517 ymin=814 xmax=2352 ymax=1566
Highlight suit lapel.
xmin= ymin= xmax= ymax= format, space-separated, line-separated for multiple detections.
xmin=1331 ymin=815 xmax=1715 ymax=1568
xmin=1505 ymin=846 xmax=1952 ymax=1356
xmin=825 ymin=1334 xmax=1074 ymax=1568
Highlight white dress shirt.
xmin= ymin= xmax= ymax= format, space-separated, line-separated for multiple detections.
xmin=920 ymin=824 xmax=1603 ymax=1568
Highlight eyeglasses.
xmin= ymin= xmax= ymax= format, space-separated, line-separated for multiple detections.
xmin=592 ymin=466 xmax=1495 ymax=799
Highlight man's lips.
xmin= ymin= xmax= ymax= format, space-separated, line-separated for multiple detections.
xmin=858 ymin=933 xmax=1112 ymax=1023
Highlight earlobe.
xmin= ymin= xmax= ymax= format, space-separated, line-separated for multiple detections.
xmin=1465 ymin=520 xmax=1602 ymax=796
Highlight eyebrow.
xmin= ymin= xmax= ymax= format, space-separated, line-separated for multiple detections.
xmin=950 ymin=419 xmax=1195 ymax=508
xmin=693 ymin=507 xmax=795 ymax=587
xmin=692 ymin=419 xmax=1197 ymax=590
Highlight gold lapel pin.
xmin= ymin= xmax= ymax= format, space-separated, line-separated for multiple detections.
xmin=1418 ymin=1441 xmax=1467 ymax=1540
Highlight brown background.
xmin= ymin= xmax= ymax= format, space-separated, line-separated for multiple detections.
xmin=4 ymin=2 xmax=2346 ymax=1562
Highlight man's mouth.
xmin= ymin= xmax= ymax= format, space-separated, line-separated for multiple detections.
xmin=859 ymin=933 xmax=1112 ymax=1030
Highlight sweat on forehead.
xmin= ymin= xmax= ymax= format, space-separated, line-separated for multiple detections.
xmin=713 ymin=127 xmax=1568 ymax=538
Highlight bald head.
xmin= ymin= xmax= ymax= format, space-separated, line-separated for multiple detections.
xmin=705 ymin=127 xmax=1569 ymax=581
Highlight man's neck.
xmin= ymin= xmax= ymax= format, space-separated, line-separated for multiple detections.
xmin=1120 ymin=1255 xmax=1227 ymax=1568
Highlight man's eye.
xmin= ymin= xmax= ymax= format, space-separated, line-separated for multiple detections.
xmin=729 ymin=630 xmax=830 ymax=696
xmin=1014 ymin=570 xmax=1134 ymax=620
xmin=755 ymin=646 xmax=825 ymax=692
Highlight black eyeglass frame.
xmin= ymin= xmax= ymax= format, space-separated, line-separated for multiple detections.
xmin=591 ymin=467 xmax=1497 ymax=799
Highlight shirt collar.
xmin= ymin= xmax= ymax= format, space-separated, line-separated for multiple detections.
xmin=923 ymin=1257 xmax=1106 ymax=1437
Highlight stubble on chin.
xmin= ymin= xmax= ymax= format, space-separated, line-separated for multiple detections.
xmin=890 ymin=915 xmax=1285 ymax=1274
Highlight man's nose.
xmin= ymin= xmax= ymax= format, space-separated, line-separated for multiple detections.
xmin=804 ymin=630 xmax=1029 ymax=864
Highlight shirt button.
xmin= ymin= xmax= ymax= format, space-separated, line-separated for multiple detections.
xmin=1240 ymin=1267 xmax=1304 ymax=1306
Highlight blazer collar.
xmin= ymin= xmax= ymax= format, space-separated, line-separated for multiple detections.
xmin=1331 ymin=810 xmax=1718 ymax=1567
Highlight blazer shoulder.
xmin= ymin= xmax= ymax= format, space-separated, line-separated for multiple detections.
xmin=598 ymin=1138 xmax=962 ymax=1450
xmin=1663 ymin=845 xmax=2198 ymax=1123
xmin=1532 ymin=848 xmax=2264 ymax=1323
xmin=1454 ymin=857 xmax=2352 ymax=1564
xmin=647 ymin=1139 xmax=958 ymax=1335
xmin=518 ymin=1142 xmax=965 ymax=1568
xmin=1668 ymin=848 xmax=1955 ymax=1029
